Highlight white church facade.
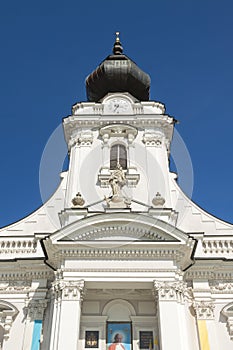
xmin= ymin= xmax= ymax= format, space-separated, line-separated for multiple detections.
xmin=0 ymin=34 xmax=233 ymax=350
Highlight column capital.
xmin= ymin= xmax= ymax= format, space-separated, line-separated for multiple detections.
xmin=52 ymin=279 xmax=85 ymax=301
xmin=193 ymin=300 xmax=215 ymax=320
xmin=153 ymin=280 xmax=191 ymax=302
xmin=25 ymin=299 xmax=48 ymax=321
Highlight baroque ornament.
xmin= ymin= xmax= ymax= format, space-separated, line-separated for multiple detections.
xmin=153 ymin=281 xmax=191 ymax=302
xmin=152 ymin=192 xmax=165 ymax=207
xmin=72 ymin=192 xmax=85 ymax=207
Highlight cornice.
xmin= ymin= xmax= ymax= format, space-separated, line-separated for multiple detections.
xmin=0 ymin=270 xmax=53 ymax=282
xmin=185 ymin=269 xmax=233 ymax=281
xmin=63 ymin=116 xmax=174 ymax=146
xmin=51 ymin=247 xmax=185 ymax=261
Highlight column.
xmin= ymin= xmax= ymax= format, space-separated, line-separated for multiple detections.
xmin=50 ymin=279 xmax=85 ymax=350
xmin=154 ymin=280 xmax=198 ymax=350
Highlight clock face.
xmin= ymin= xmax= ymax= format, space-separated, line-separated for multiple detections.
xmin=105 ymin=98 xmax=131 ymax=114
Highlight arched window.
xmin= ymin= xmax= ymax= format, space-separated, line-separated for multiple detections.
xmin=110 ymin=144 xmax=127 ymax=170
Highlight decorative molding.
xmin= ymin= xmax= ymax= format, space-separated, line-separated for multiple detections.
xmin=0 ymin=270 xmax=53 ymax=282
xmin=52 ymin=279 xmax=85 ymax=301
xmin=54 ymin=249 xmax=184 ymax=262
xmin=0 ymin=281 xmax=31 ymax=293
xmin=153 ymin=280 xmax=192 ymax=303
xmin=193 ymin=301 xmax=215 ymax=320
xmin=209 ymin=281 xmax=233 ymax=293
xmin=71 ymin=225 xmax=169 ymax=241
xmin=185 ymin=270 xmax=233 ymax=281
xmin=0 ymin=271 xmax=52 ymax=295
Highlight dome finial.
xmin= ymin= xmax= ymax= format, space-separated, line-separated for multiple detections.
xmin=113 ymin=31 xmax=123 ymax=55
xmin=115 ymin=31 xmax=120 ymax=42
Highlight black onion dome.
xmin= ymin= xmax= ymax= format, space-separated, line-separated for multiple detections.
xmin=85 ymin=33 xmax=151 ymax=102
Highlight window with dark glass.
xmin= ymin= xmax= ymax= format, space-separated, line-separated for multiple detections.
xmin=110 ymin=144 xmax=127 ymax=169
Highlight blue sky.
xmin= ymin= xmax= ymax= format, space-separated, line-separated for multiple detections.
xmin=0 ymin=0 xmax=233 ymax=227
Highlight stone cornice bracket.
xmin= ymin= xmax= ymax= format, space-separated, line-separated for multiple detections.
xmin=25 ymin=299 xmax=48 ymax=321
xmin=52 ymin=279 xmax=85 ymax=301
xmin=153 ymin=280 xmax=191 ymax=303
xmin=193 ymin=300 xmax=215 ymax=320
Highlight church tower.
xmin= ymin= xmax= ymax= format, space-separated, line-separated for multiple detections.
xmin=0 ymin=34 xmax=233 ymax=350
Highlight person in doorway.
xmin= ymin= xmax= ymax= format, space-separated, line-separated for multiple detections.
xmin=108 ymin=333 xmax=126 ymax=350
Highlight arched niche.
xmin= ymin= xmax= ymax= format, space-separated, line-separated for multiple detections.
xmin=102 ymin=299 xmax=136 ymax=321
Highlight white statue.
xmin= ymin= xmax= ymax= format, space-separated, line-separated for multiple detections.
xmin=109 ymin=164 xmax=126 ymax=200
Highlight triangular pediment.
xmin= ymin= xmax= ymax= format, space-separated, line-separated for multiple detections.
xmin=50 ymin=212 xmax=188 ymax=244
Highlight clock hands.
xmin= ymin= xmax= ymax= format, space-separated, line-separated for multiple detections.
xmin=113 ymin=103 xmax=120 ymax=113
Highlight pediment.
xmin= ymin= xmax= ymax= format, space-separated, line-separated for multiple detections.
xmin=50 ymin=212 xmax=189 ymax=244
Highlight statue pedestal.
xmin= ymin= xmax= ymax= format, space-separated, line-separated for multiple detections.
xmin=108 ymin=198 xmax=127 ymax=208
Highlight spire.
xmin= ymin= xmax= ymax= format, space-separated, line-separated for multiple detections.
xmin=113 ymin=31 xmax=123 ymax=55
